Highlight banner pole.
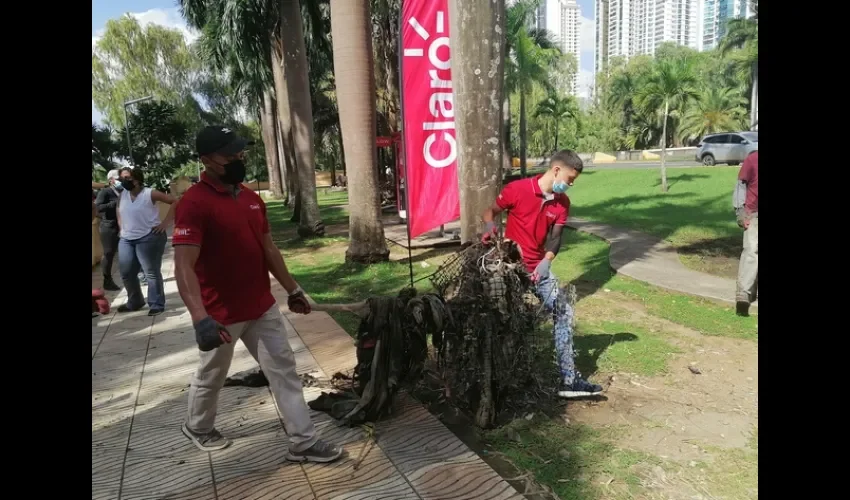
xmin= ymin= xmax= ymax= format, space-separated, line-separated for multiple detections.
xmin=398 ymin=1 xmax=414 ymax=290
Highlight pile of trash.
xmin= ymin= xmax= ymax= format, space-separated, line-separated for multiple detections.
xmin=309 ymin=240 xmax=561 ymax=429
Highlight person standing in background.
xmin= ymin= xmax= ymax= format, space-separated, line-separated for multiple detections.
xmin=734 ymin=151 xmax=758 ymax=316
xmin=116 ymin=167 xmax=177 ymax=316
xmin=95 ymin=170 xmax=122 ymax=291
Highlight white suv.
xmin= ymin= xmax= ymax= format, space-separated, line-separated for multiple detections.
xmin=695 ymin=131 xmax=758 ymax=166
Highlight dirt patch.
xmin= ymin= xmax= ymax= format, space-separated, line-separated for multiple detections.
xmin=675 ymin=235 xmax=743 ymax=279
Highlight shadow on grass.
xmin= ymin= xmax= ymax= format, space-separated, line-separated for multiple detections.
xmin=651 ymin=172 xmax=709 ymax=189
xmin=573 ymin=332 xmax=639 ymax=379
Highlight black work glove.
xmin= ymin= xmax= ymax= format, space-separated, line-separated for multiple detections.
xmin=288 ymin=289 xmax=311 ymax=315
xmin=194 ymin=316 xmax=232 ymax=352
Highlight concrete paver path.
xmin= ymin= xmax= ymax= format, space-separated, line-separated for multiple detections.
xmin=92 ymin=243 xmax=523 ymax=500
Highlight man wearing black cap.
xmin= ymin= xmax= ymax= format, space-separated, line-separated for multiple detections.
xmin=172 ymin=126 xmax=344 ymax=462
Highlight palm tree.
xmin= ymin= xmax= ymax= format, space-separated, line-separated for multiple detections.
xmin=634 ymin=58 xmax=698 ymax=192
xmin=280 ymin=0 xmax=325 ymax=237
xmin=505 ymin=0 xmax=561 ymax=176
xmin=719 ymin=2 xmax=758 ymax=129
xmin=534 ymin=92 xmax=578 ymax=153
xmin=329 ymin=0 xmax=389 ymax=263
xmin=679 ymin=87 xmax=747 ymax=143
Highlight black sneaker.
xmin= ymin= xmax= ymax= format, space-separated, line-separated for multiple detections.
xmin=181 ymin=422 xmax=232 ymax=451
xmin=735 ymin=301 xmax=750 ymax=317
xmin=103 ymin=278 xmax=121 ymax=292
xmin=148 ymin=308 xmax=164 ymax=317
xmin=285 ymin=439 xmax=344 ymax=463
xmin=558 ymin=378 xmax=603 ymax=398
xmin=117 ymin=304 xmax=143 ymax=313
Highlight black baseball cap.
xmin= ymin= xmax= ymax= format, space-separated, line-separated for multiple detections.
xmin=196 ymin=125 xmax=254 ymax=157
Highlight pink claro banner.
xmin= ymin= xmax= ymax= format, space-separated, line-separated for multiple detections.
xmin=400 ymin=0 xmax=460 ymax=238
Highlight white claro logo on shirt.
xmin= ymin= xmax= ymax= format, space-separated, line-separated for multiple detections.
xmin=545 ymin=211 xmax=556 ymax=219
xmin=249 ymin=204 xmax=261 ymax=210
xmin=175 ymin=227 xmax=190 ymax=236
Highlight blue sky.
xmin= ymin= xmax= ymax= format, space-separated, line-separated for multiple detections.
xmin=92 ymin=0 xmax=597 ymax=123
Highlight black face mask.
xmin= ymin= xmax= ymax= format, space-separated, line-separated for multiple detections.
xmin=120 ymin=179 xmax=135 ymax=191
xmin=220 ymin=159 xmax=246 ymax=185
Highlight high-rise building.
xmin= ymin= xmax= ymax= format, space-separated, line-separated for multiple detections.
xmin=532 ymin=0 xmax=582 ymax=95
xmin=701 ymin=0 xmax=755 ymax=51
xmin=595 ymin=0 xmax=701 ymax=74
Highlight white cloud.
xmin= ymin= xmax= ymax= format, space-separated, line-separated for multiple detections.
xmin=92 ymin=8 xmax=198 ymax=124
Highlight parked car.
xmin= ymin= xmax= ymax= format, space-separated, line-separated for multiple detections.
xmin=695 ymin=131 xmax=758 ymax=166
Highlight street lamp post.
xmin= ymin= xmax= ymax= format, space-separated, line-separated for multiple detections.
xmin=123 ymin=96 xmax=154 ymax=165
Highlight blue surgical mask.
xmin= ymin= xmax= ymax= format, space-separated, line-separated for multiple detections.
xmin=553 ymin=181 xmax=570 ymax=194
xmin=113 ymin=180 xmax=124 ymax=191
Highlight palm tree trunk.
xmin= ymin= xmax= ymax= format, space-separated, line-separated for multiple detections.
xmin=553 ymin=119 xmax=559 ymax=151
xmin=273 ymin=102 xmax=289 ymax=204
xmin=380 ymin=0 xmax=401 ymax=133
xmin=280 ymin=0 xmax=324 ymax=238
xmin=261 ymin=91 xmax=283 ymax=198
xmin=750 ymin=65 xmax=758 ymax=130
xmin=660 ymin=99 xmax=669 ymax=193
xmin=450 ymin=0 xmax=506 ymax=243
xmin=271 ymin=43 xmax=299 ymax=210
xmin=331 ymin=0 xmax=388 ymax=262
xmin=519 ymin=88 xmax=527 ymax=177
xmin=503 ymin=95 xmax=512 ymax=171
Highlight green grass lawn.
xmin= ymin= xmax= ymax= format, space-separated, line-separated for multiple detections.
xmin=568 ymin=167 xmax=744 ymax=277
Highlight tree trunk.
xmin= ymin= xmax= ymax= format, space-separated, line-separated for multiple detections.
xmin=271 ymin=43 xmax=298 ymax=209
xmin=660 ymin=99 xmax=669 ymax=193
xmin=502 ymin=95 xmax=512 ymax=171
xmin=331 ymin=0 xmax=390 ymax=264
xmin=273 ymin=101 xmax=289 ymax=204
xmin=519 ymin=88 xmax=527 ymax=177
xmin=553 ymin=119 xmax=559 ymax=151
xmin=450 ymin=0 xmax=506 ymax=244
xmin=261 ymin=91 xmax=284 ymax=199
xmin=280 ymin=0 xmax=324 ymax=238
xmin=380 ymin=0 xmax=401 ymax=133
xmin=750 ymin=64 xmax=758 ymax=130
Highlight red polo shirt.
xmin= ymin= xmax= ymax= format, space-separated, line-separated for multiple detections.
xmin=172 ymin=172 xmax=275 ymax=326
xmin=496 ymin=175 xmax=570 ymax=271
xmin=738 ymin=151 xmax=758 ymax=214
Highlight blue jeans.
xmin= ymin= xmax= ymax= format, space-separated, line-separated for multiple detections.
xmin=119 ymin=231 xmax=167 ymax=310
xmin=535 ymin=270 xmax=576 ymax=386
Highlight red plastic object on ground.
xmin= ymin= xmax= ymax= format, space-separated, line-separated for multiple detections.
xmin=92 ymin=289 xmax=110 ymax=315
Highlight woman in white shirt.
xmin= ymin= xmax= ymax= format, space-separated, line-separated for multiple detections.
xmin=116 ymin=167 xmax=177 ymax=316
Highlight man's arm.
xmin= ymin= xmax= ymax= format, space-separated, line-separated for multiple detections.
xmin=543 ymin=224 xmax=566 ymax=262
xmin=482 ymin=201 xmax=504 ymax=224
xmin=262 ymin=233 xmax=300 ymax=294
xmin=95 ymin=188 xmax=118 ymax=215
xmin=174 ymin=245 xmax=209 ymax=323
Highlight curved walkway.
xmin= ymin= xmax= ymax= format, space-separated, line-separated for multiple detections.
xmin=567 ymin=218 xmax=757 ymax=308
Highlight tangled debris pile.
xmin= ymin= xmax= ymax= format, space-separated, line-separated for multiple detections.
xmin=309 ymin=240 xmax=562 ymax=428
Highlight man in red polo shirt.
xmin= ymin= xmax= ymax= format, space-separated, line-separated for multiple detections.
xmin=734 ymin=150 xmax=758 ymax=316
xmin=172 ymin=126 xmax=343 ymax=463
xmin=482 ymin=150 xmax=602 ymax=398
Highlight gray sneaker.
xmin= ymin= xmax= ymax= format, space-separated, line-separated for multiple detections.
xmin=285 ymin=439 xmax=344 ymax=463
xmin=181 ymin=422 xmax=232 ymax=451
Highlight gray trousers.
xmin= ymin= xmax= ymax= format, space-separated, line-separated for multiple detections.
xmin=736 ymin=213 xmax=758 ymax=303
xmin=186 ymin=304 xmax=317 ymax=452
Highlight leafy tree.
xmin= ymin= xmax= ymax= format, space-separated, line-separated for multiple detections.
xmin=117 ymin=101 xmax=193 ymax=191
xmin=92 ymin=124 xmax=121 ymax=178
xmin=634 ymin=58 xmax=698 ymax=192
xmin=679 ymin=87 xmax=747 ymax=143
xmin=534 ymin=92 xmax=578 ymax=153
xmin=92 ymin=16 xmax=200 ymax=129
